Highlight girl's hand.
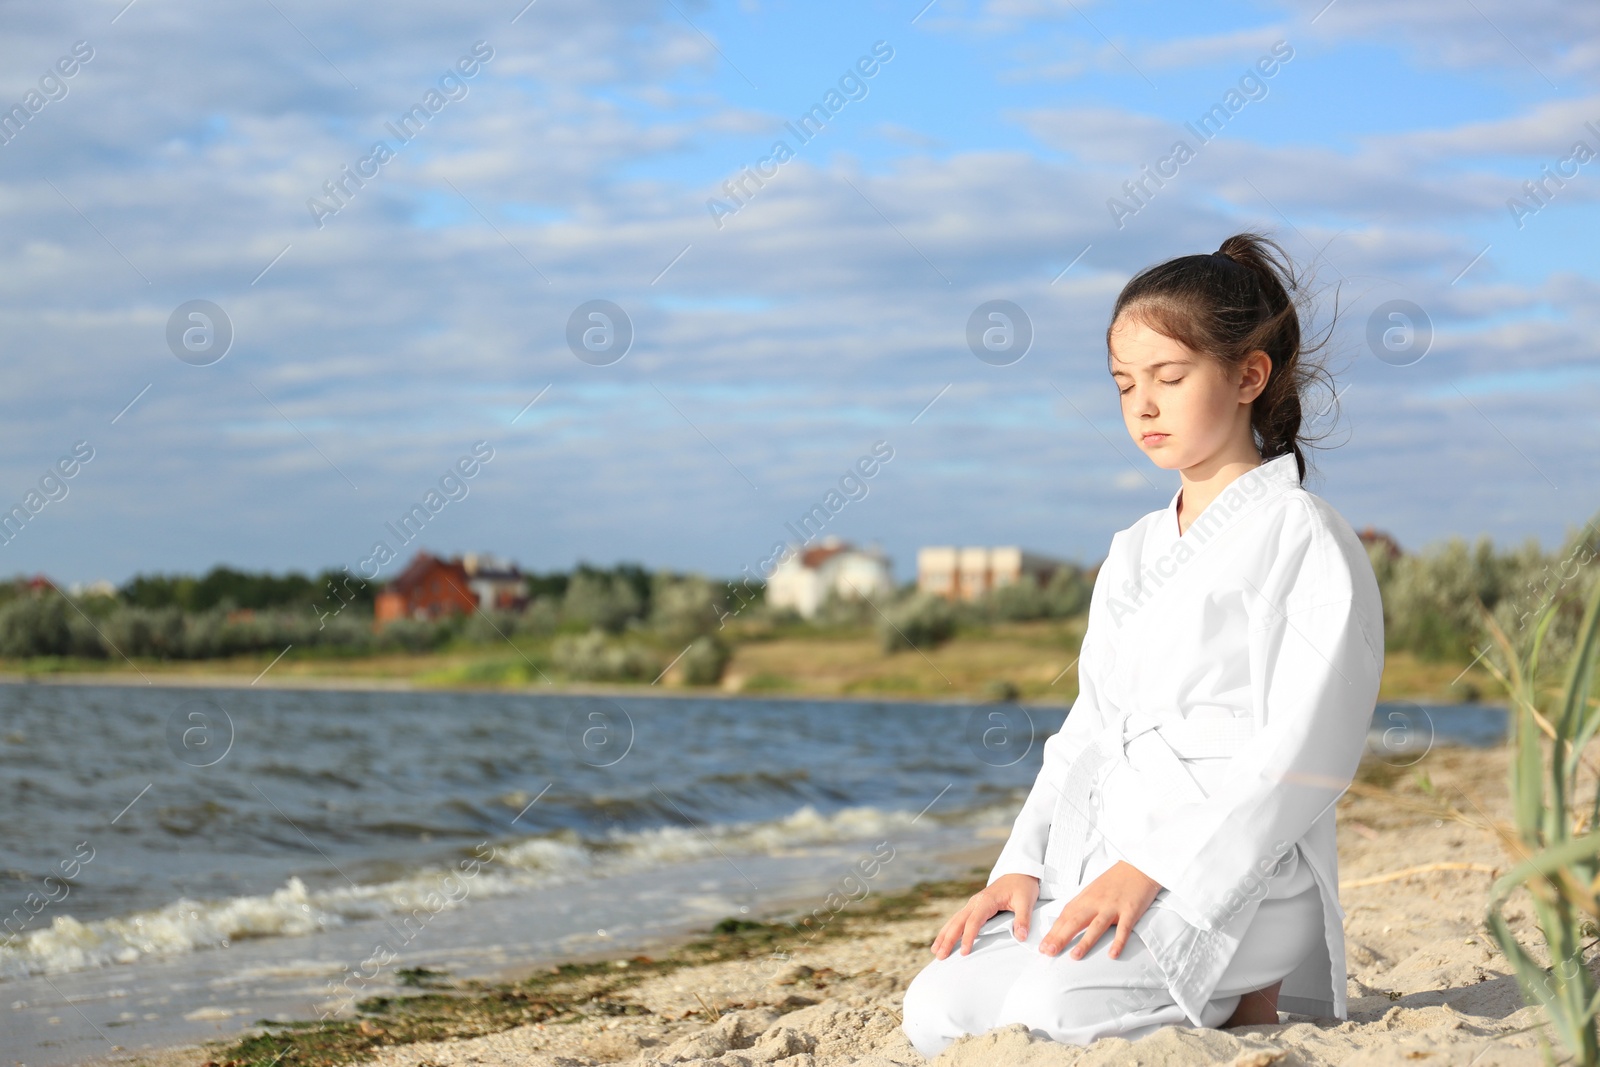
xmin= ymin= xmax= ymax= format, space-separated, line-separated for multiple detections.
xmin=929 ymin=873 xmax=1039 ymax=959
xmin=1039 ymin=861 xmax=1161 ymax=959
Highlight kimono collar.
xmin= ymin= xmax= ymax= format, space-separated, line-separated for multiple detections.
xmin=1101 ymin=451 xmax=1303 ymax=640
xmin=1165 ymin=453 xmax=1300 ymax=541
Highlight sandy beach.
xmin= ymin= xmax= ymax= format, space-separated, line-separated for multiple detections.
xmin=87 ymin=740 xmax=1579 ymax=1067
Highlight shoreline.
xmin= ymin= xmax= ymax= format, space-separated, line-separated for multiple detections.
xmin=0 ymin=669 xmax=1036 ymax=706
xmin=72 ymin=743 xmax=1564 ymax=1067
xmin=72 ymin=859 xmax=1004 ymax=1067
xmin=0 ymin=662 xmax=1495 ymax=709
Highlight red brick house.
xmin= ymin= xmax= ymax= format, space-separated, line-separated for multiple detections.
xmin=374 ymin=552 xmax=477 ymax=624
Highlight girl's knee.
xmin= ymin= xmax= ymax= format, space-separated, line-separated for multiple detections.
xmin=901 ymin=962 xmax=935 ymax=1018
xmin=994 ymin=958 xmax=1171 ymax=1044
xmin=901 ymin=966 xmax=957 ymax=1060
xmin=900 ymin=912 xmax=1053 ymax=1058
xmin=901 ymin=939 xmax=1016 ymax=1059
xmin=995 ymin=979 xmax=1108 ymax=1039
xmin=903 ymin=959 xmax=965 ymax=1022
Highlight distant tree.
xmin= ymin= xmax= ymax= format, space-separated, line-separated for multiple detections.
xmin=193 ymin=566 xmax=316 ymax=610
xmin=679 ymin=634 xmax=731 ymax=685
xmin=562 ymin=568 xmax=647 ymax=632
xmin=115 ymin=565 xmax=372 ymax=614
xmin=552 ymin=628 xmax=661 ymax=681
xmin=311 ymin=568 xmax=375 ymax=612
xmin=650 ymin=573 xmax=727 ymax=643
xmin=119 ymin=572 xmax=198 ymax=610
xmin=879 ymin=592 xmax=956 ymax=652
xmin=525 ymin=570 xmax=570 ymax=601
xmin=589 ymin=562 xmax=653 ymax=614
xmin=0 ymin=595 xmax=102 ymax=658
xmin=966 ymin=566 xmax=1091 ymax=623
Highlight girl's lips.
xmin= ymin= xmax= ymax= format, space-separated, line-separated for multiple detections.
xmin=1141 ymin=433 xmax=1169 ymax=443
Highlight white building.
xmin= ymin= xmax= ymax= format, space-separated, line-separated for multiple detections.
xmin=766 ymin=537 xmax=894 ymax=618
xmin=67 ymin=579 xmax=118 ymax=598
xmin=461 ymin=552 xmax=527 ymax=612
xmin=917 ymin=546 xmax=1065 ymax=601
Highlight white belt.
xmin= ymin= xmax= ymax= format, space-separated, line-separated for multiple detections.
xmin=1043 ymin=711 xmax=1255 ymax=889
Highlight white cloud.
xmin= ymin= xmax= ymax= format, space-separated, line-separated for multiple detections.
xmin=0 ymin=0 xmax=1592 ymax=584
xmin=1288 ymin=0 xmax=1598 ymax=88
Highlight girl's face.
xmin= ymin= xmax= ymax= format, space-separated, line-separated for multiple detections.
xmin=1107 ymin=313 xmax=1269 ymax=473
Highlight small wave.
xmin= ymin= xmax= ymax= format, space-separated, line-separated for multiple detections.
xmin=0 ymin=799 xmax=1012 ymax=981
xmin=0 ymin=867 xmax=529 ymax=982
xmin=492 ymin=802 xmax=945 ymax=877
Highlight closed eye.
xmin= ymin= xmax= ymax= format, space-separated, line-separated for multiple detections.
xmin=1119 ymin=378 xmax=1180 ymax=394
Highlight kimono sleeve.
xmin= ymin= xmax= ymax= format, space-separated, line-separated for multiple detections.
xmin=1107 ymin=502 xmax=1384 ymax=929
xmin=985 ymin=552 xmax=1118 ymax=887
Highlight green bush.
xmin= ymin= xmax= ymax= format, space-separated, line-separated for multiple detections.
xmin=1371 ymin=517 xmax=1600 ymax=665
xmin=679 ymin=634 xmax=731 ymax=685
xmin=1377 ymin=536 xmax=1505 ymax=660
xmin=556 ymin=566 xmax=643 ymax=633
xmin=562 ymin=572 xmax=645 ymax=633
xmin=948 ymin=567 xmax=1091 ymax=626
xmin=878 ymin=592 xmax=955 ymax=653
xmin=101 ymin=605 xmax=187 ymax=659
xmin=650 ymin=575 xmax=726 ymax=644
xmin=552 ymin=628 xmax=662 ymax=681
xmin=375 ymin=618 xmax=451 ymax=654
xmin=516 ymin=596 xmax=562 ymax=636
xmin=981 ymin=678 xmax=1021 ymax=703
xmin=812 ymin=588 xmax=878 ymax=629
xmin=0 ymin=596 xmax=103 ymax=658
xmin=459 ymin=610 xmax=527 ymax=646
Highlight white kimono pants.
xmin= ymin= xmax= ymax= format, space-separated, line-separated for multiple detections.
xmin=901 ymin=880 xmax=1323 ymax=1061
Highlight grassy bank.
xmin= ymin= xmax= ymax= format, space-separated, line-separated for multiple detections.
xmin=0 ymin=618 xmax=1493 ymax=705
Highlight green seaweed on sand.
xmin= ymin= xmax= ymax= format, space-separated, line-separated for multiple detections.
xmin=202 ymin=873 xmax=987 ymax=1067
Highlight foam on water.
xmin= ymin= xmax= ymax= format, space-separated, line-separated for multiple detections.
xmin=0 ymin=799 xmax=1004 ymax=981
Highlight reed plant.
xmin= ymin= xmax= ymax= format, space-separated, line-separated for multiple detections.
xmin=1480 ymin=573 xmax=1600 ymax=1065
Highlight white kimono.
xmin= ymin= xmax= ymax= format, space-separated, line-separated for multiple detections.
xmin=985 ymin=452 xmax=1385 ymax=1025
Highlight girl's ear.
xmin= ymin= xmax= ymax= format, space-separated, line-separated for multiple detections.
xmin=1239 ymin=349 xmax=1272 ymax=402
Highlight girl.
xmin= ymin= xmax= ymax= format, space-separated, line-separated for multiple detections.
xmin=901 ymin=233 xmax=1384 ymax=1058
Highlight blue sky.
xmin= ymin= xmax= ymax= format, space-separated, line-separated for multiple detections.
xmin=0 ymin=0 xmax=1595 ymax=586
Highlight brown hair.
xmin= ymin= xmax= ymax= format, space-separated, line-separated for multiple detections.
xmin=1104 ymin=231 xmax=1337 ymax=483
